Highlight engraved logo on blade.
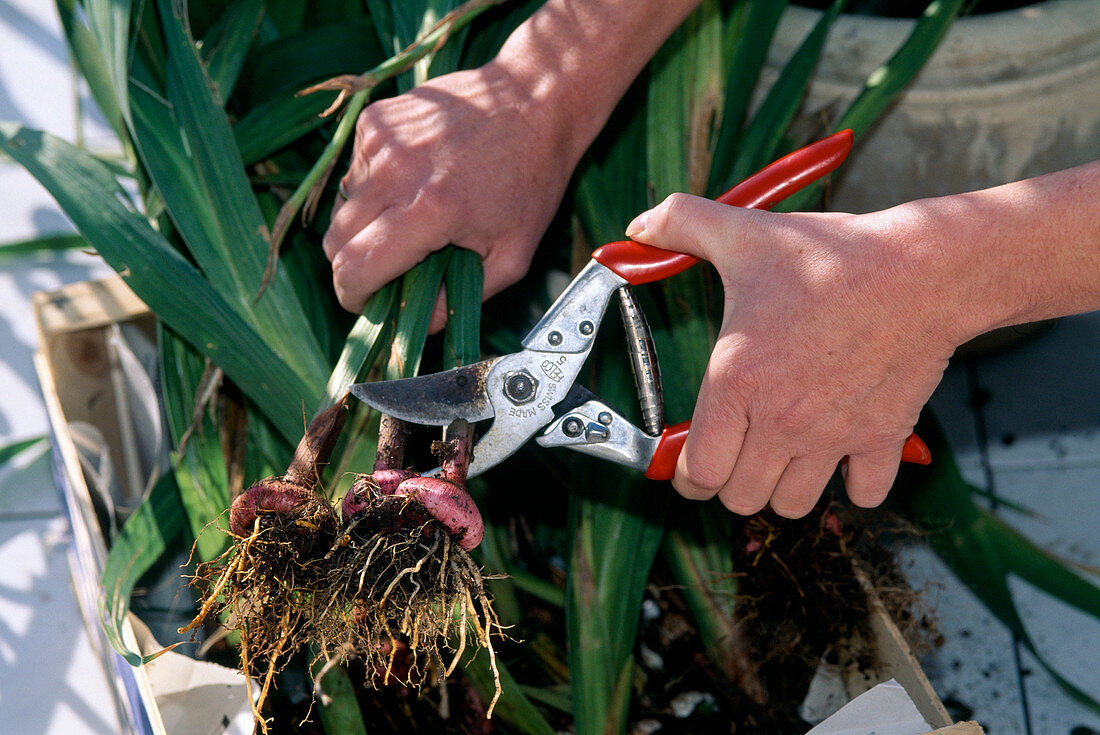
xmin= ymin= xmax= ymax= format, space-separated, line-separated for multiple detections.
xmin=541 ymin=357 xmax=565 ymax=382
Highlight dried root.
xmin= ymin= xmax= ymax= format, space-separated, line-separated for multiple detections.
xmin=181 ymin=479 xmax=340 ymax=731
xmin=181 ymin=404 xmax=502 ymax=726
xmin=315 ymin=479 xmax=501 ymax=714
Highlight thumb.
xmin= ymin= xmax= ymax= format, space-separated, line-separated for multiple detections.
xmin=625 ymin=192 xmax=769 ymax=262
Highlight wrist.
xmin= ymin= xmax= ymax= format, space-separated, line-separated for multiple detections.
xmin=886 ymin=163 xmax=1100 ymax=352
xmin=491 ymin=0 xmax=702 ymax=164
xmin=856 ymin=200 xmax=1000 ymax=355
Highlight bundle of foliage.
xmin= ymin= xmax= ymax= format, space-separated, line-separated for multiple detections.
xmin=6 ymin=0 xmax=1100 ymax=732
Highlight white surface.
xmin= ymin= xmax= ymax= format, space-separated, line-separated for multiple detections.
xmin=1 ymin=1 xmax=122 ymax=734
xmin=914 ymin=319 xmax=1100 ymax=734
xmin=805 ymin=679 xmax=930 ymax=735
xmin=0 ymin=516 xmax=122 ymax=734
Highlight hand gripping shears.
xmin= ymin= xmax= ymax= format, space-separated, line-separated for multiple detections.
xmin=350 ymin=130 xmax=931 ymax=480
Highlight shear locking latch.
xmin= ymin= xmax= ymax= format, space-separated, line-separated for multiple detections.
xmin=536 ymin=400 xmax=659 ymax=472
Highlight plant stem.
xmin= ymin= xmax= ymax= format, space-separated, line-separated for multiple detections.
xmin=374 ymin=414 xmax=411 ymax=472
xmin=284 ymin=393 xmax=350 ymax=487
xmin=440 ymin=419 xmax=473 ymax=484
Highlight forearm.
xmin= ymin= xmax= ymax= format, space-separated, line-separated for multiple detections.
xmin=493 ymin=0 xmax=703 ymax=162
xmin=894 ymin=159 xmax=1100 ymax=347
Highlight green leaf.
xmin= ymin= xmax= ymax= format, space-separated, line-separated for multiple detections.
xmin=566 ymin=340 xmax=668 ymax=734
xmin=0 ymin=123 xmax=316 ymax=443
xmin=309 ymin=644 xmax=368 ymax=735
xmin=567 ymin=464 xmax=666 ymax=735
xmin=421 ymin=0 xmax=469 ymax=82
xmin=156 ymin=0 xmax=330 ymax=388
xmin=463 ymin=649 xmax=558 ymax=735
xmin=385 ymin=250 xmax=453 ymax=379
xmin=198 ymin=0 xmax=265 ymax=104
xmin=324 ymin=283 xmax=398 ymax=406
xmin=54 ymin=0 xmax=126 ymax=139
xmin=234 ymin=90 xmax=336 ymax=166
xmin=100 ymin=473 xmax=187 ymax=665
xmin=662 ymin=504 xmax=750 ymax=685
xmin=443 ymin=248 xmax=483 ymax=368
xmin=718 ymin=0 xmax=846 ymax=193
xmin=0 ymin=436 xmax=48 ymax=468
xmin=129 ymin=77 xmax=243 ymax=279
xmin=159 ymin=328 xmax=232 ymax=562
xmin=646 ymin=0 xmax=723 ymax=199
xmin=835 ymin=0 xmax=966 ymax=138
xmin=896 ymin=413 xmax=1100 ymax=711
xmin=779 ymin=0 xmax=965 ymax=212
xmin=83 ymin=0 xmax=132 ymax=125
xmin=264 ymin=0 xmax=308 ymax=35
xmin=574 ymin=83 xmax=650 ymax=248
xmin=459 ymin=0 xmax=542 ymax=68
xmin=243 ymin=20 xmax=382 ymax=101
xmin=707 ymin=0 xmax=788 ymax=195
xmin=0 ymin=233 xmax=88 ymax=259
xmin=519 ymin=684 xmax=573 ymax=716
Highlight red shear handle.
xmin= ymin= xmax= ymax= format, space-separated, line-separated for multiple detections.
xmin=645 ymin=421 xmax=931 ymax=482
xmin=593 ymin=129 xmax=854 ymax=286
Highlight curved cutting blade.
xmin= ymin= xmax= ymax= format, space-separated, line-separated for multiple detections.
xmin=349 ymin=358 xmax=499 ymax=425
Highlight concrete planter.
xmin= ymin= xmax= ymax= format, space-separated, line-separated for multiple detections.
xmin=770 ymin=1 xmax=1100 ymax=213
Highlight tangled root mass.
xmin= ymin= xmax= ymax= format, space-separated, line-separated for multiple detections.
xmin=183 ymin=474 xmax=500 ymax=728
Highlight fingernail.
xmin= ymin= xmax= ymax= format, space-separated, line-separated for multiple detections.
xmin=625 ymin=211 xmax=649 ymax=239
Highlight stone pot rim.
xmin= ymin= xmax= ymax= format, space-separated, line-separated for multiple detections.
xmin=774 ymin=0 xmax=1100 ymax=91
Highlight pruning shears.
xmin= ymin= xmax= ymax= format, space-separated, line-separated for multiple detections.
xmin=350 ymin=130 xmax=931 ymax=480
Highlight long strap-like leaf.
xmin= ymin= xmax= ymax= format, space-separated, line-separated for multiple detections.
xmin=0 ymin=123 xmax=316 ymax=443
xmin=100 ymin=473 xmax=186 ymax=665
xmin=153 ymin=0 xmax=329 ymax=389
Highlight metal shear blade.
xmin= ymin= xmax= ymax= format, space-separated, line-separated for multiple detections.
xmin=349 ymin=359 xmax=498 ymax=425
xmin=350 ymin=261 xmax=629 ymax=477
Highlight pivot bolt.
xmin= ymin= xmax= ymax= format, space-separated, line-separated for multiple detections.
xmin=562 ymin=417 xmax=584 ymax=437
xmin=503 ymin=369 xmax=538 ymax=405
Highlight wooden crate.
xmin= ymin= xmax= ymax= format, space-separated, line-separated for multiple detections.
xmin=34 ymin=275 xmax=250 ymax=735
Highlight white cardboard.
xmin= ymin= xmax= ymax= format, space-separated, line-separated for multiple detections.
xmin=806 ymin=679 xmax=932 ymax=735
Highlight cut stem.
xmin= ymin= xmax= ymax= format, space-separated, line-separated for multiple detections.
xmin=375 ymin=414 xmax=411 ymax=472
xmin=284 ymin=393 xmax=350 ymax=488
xmin=440 ymin=419 xmax=473 ymax=484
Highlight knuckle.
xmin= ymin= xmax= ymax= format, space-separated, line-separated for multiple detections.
xmin=717 ymin=491 xmax=767 ymax=517
xmin=407 ymin=181 xmax=458 ymax=221
xmin=848 ymin=485 xmax=889 ymax=508
xmin=772 ymin=400 xmax=816 ymax=439
xmin=330 ymin=252 xmax=363 ymax=308
xmin=650 ymin=192 xmax=693 ymax=233
xmin=321 ymin=231 xmax=342 ymax=262
xmin=354 ymin=105 xmax=384 ymax=140
xmin=411 ymin=182 xmax=445 ymax=212
xmin=680 ymin=454 xmax=727 ymax=493
xmin=708 ymin=362 xmax=758 ymax=420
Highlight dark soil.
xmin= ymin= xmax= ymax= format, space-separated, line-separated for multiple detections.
xmin=625 ymin=502 xmax=937 ymax=734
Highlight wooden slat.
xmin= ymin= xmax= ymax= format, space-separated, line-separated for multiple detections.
xmin=925 ymin=721 xmax=985 ymax=734
xmin=32 ymin=274 xmax=149 ymax=336
xmin=850 ymin=560 xmax=955 ymax=729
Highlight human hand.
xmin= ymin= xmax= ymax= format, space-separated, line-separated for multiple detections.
xmin=625 ymin=195 xmax=958 ymax=517
xmin=323 ymin=60 xmax=579 ymax=329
